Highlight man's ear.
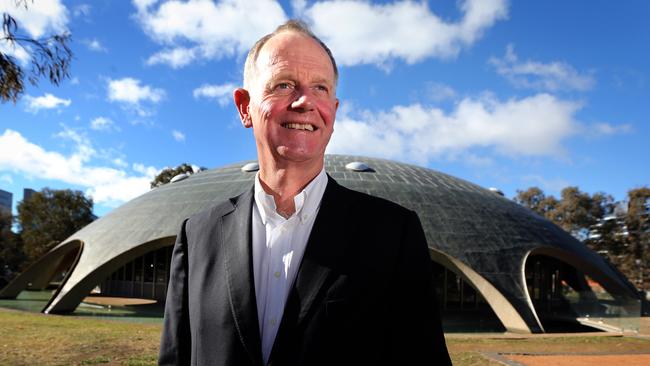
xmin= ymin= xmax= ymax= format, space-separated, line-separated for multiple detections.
xmin=233 ymin=88 xmax=252 ymax=128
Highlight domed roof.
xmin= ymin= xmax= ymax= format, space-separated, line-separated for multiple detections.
xmin=2 ymin=155 xmax=638 ymax=333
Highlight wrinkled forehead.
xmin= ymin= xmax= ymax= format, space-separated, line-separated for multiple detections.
xmin=255 ymin=32 xmax=336 ymax=80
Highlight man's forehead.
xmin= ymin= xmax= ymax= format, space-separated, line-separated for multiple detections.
xmin=256 ymin=31 xmax=334 ymax=72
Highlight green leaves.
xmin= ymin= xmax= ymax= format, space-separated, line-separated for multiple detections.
xmin=17 ymin=188 xmax=94 ymax=265
xmin=1 ymin=5 xmax=73 ymax=103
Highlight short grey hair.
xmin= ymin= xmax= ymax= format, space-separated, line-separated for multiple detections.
xmin=243 ymin=20 xmax=339 ymax=90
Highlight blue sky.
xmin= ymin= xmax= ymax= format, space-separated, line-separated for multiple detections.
xmin=1 ymin=0 xmax=648 ymax=217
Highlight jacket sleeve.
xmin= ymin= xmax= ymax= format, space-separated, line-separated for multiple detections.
xmin=158 ymin=219 xmax=192 ymax=366
xmin=388 ymin=210 xmax=452 ymax=365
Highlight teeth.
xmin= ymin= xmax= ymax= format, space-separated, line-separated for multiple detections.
xmin=284 ymin=123 xmax=315 ymax=131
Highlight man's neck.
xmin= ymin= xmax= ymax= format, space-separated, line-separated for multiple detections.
xmin=258 ymin=160 xmax=324 ymax=218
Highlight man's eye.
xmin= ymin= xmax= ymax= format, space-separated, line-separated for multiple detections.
xmin=276 ymin=83 xmax=293 ymax=90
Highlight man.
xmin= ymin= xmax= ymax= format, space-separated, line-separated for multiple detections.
xmin=159 ymin=20 xmax=451 ymax=366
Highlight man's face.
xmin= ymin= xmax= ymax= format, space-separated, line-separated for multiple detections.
xmin=242 ymin=32 xmax=338 ymax=167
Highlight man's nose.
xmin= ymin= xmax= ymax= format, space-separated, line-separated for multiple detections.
xmin=290 ymin=89 xmax=315 ymax=111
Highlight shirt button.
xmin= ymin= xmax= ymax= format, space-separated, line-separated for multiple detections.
xmin=270 ymin=318 xmax=277 ymax=326
xmin=274 ymin=271 xmax=281 ymax=278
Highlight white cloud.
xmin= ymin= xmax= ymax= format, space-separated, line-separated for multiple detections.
xmin=0 ymin=41 xmax=30 ymax=65
xmin=0 ymin=0 xmax=68 ymax=64
xmin=521 ymin=174 xmax=571 ymax=194
xmin=107 ymin=77 xmax=165 ymax=116
xmin=84 ymin=38 xmax=107 ymax=52
xmin=462 ymin=153 xmax=494 ymax=167
xmin=0 ymin=173 xmax=12 ymax=184
xmin=193 ymin=83 xmax=236 ymax=106
xmin=0 ymin=0 xmax=67 ymax=64
xmin=134 ymin=0 xmax=287 ymax=68
xmin=133 ymin=162 xmax=158 ymax=177
xmin=172 ymin=130 xmax=186 ymax=142
xmin=426 ymin=82 xmax=457 ymax=102
xmin=24 ymin=93 xmax=71 ymax=112
xmin=0 ymin=129 xmax=158 ymax=207
xmin=147 ymin=47 xmax=196 ymax=68
xmin=134 ymin=0 xmax=506 ymax=69
xmin=108 ymin=78 xmax=164 ymax=104
xmin=291 ymin=0 xmax=307 ymax=16
xmin=306 ymin=0 xmax=508 ymax=68
xmin=54 ymin=125 xmax=95 ymax=163
xmin=112 ymin=158 xmax=128 ymax=168
xmin=133 ymin=0 xmax=158 ymax=12
xmin=588 ymin=122 xmax=633 ymax=136
xmin=90 ymin=117 xmax=119 ymax=132
xmin=0 ymin=0 xmax=68 ymax=38
xmin=327 ymin=93 xmax=583 ymax=164
xmin=489 ymin=44 xmax=595 ymax=91
xmin=73 ymin=4 xmax=91 ymax=18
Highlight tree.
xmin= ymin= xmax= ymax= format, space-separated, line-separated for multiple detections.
xmin=17 ymin=188 xmax=94 ymax=265
xmin=514 ymin=186 xmax=558 ymax=220
xmin=514 ymin=187 xmax=546 ymax=214
xmin=552 ymin=187 xmax=607 ymax=239
xmin=150 ymin=163 xmax=205 ymax=188
xmin=0 ymin=210 xmax=24 ymax=285
xmin=1 ymin=1 xmax=72 ymax=103
xmin=624 ymin=187 xmax=650 ymax=290
xmin=516 ymin=185 xmax=649 ymax=292
xmin=590 ymin=192 xmax=616 ymax=222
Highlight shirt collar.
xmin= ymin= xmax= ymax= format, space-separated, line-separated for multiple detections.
xmin=254 ymin=168 xmax=328 ymax=225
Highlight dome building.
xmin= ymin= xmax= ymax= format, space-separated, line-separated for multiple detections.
xmin=0 ymin=155 xmax=641 ymax=333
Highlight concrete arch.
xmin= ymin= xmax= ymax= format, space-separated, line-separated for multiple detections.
xmin=44 ymin=236 xmax=175 ymax=314
xmin=0 ymin=240 xmax=83 ymax=299
xmin=527 ymin=246 xmax=638 ymax=299
xmin=523 ymin=246 xmax=641 ymax=332
xmin=429 ymin=249 xmax=533 ymax=334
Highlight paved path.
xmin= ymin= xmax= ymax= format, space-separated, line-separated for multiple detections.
xmin=83 ymin=295 xmax=156 ymax=306
xmin=492 ymin=354 xmax=650 ymax=366
xmin=480 ymin=317 xmax=650 ymax=366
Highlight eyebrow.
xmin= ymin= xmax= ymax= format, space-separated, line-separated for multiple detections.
xmin=274 ymin=70 xmax=333 ymax=84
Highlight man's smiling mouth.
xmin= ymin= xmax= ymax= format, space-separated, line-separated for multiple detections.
xmin=282 ymin=123 xmax=316 ymax=131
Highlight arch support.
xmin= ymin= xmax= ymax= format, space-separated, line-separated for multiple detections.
xmin=523 ymin=246 xmax=641 ymax=333
xmin=429 ymin=249 xmax=534 ymax=334
xmin=44 ymin=236 xmax=175 ymax=314
xmin=0 ymin=241 xmax=83 ymax=299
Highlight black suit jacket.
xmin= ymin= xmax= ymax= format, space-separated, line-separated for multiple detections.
xmin=159 ymin=176 xmax=451 ymax=365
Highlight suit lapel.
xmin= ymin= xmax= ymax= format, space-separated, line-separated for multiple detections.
xmin=293 ymin=176 xmax=351 ymax=324
xmin=222 ymin=188 xmax=263 ymax=366
xmin=270 ymin=177 xmax=352 ymax=363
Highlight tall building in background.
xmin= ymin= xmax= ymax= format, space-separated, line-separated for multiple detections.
xmin=0 ymin=189 xmax=12 ymax=214
xmin=23 ymin=188 xmax=36 ymax=202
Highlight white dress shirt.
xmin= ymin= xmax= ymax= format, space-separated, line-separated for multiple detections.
xmin=252 ymin=169 xmax=328 ymax=365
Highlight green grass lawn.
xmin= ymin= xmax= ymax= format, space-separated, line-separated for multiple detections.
xmin=0 ymin=308 xmax=160 ymax=365
xmin=446 ymin=334 xmax=650 ymax=365
xmin=1 ymin=308 xmax=648 ymax=365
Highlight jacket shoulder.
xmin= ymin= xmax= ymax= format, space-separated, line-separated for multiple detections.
xmin=186 ymin=188 xmax=251 ymax=227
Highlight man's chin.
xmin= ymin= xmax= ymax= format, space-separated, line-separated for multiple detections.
xmin=272 ymin=147 xmax=325 ymax=166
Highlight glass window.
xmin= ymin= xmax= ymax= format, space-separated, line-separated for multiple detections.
xmin=144 ymin=252 xmax=154 ymax=282
xmin=125 ymin=261 xmax=133 ymax=281
xmin=445 ymin=269 xmax=461 ymax=309
xmin=134 ymin=257 xmax=143 ymax=282
xmin=462 ymin=280 xmax=476 ymax=308
xmin=155 ymin=248 xmax=167 ymax=283
xmin=117 ymin=265 xmax=125 ymax=281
